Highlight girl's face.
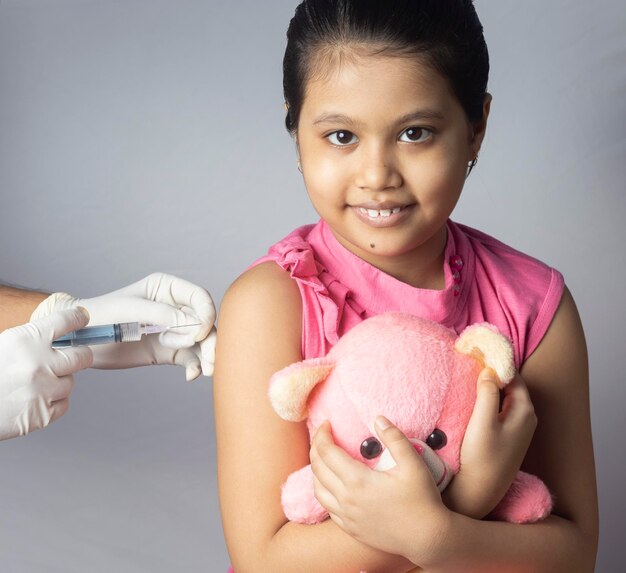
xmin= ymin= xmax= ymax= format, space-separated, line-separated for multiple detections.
xmin=296 ymin=51 xmax=489 ymax=281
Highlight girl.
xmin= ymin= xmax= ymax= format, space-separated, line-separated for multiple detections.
xmin=214 ymin=1 xmax=598 ymax=571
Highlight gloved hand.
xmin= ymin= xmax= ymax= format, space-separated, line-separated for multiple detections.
xmin=30 ymin=273 xmax=217 ymax=381
xmin=0 ymin=308 xmax=93 ymax=441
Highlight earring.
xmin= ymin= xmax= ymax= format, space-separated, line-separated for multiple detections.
xmin=467 ymin=153 xmax=479 ymax=176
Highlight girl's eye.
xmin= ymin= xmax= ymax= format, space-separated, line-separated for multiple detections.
xmin=360 ymin=437 xmax=383 ymax=459
xmin=326 ymin=130 xmax=358 ymax=146
xmin=399 ymin=127 xmax=432 ymax=143
xmin=426 ymin=429 xmax=447 ymax=450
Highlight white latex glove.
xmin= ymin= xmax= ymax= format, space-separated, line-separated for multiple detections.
xmin=30 ymin=273 xmax=216 ymax=381
xmin=0 ymin=308 xmax=93 ymax=441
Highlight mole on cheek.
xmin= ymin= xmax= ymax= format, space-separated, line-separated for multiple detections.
xmin=370 ymin=243 xmax=375 ymax=249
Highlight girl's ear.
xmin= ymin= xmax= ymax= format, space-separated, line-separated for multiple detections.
xmin=469 ymin=93 xmax=492 ymax=159
xmin=269 ymin=358 xmax=334 ymax=421
xmin=454 ymin=322 xmax=515 ymax=387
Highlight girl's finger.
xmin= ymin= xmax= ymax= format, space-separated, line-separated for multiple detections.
xmin=468 ymin=368 xmax=501 ymax=427
xmin=310 ymin=437 xmax=348 ymax=494
xmin=374 ymin=416 xmax=429 ymax=476
xmin=312 ymin=474 xmax=341 ymax=515
xmin=499 ymin=373 xmax=533 ymax=420
xmin=327 ymin=510 xmax=347 ymax=532
xmin=312 ymin=421 xmax=368 ymax=480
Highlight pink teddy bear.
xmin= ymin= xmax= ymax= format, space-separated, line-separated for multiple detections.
xmin=269 ymin=312 xmax=552 ymax=525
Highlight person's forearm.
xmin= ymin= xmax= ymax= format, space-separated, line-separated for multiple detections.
xmin=0 ymin=286 xmax=48 ymax=331
xmin=411 ymin=513 xmax=596 ymax=573
xmin=231 ymin=518 xmax=418 ymax=573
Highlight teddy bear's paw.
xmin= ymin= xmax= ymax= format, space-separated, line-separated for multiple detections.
xmin=490 ymin=470 xmax=553 ymax=524
xmin=281 ymin=464 xmax=329 ymax=524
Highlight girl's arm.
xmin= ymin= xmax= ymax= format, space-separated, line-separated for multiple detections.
xmin=428 ymin=286 xmax=598 ymax=571
xmin=312 ymin=287 xmax=599 ymax=572
xmin=213 ymin=262 xmax=416 ymax=573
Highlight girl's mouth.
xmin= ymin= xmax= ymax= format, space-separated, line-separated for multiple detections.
xmin=351 ymin=203 xmax=415 ymax=227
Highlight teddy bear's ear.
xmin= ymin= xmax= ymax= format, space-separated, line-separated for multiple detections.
xmin=454 ymin=323 xmax=515 ymax=388
xmin=269 ymin=358 xmax=334 ymax=422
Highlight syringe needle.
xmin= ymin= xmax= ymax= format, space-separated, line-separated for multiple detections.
xmin=164 ymin=323 xmax=203 ymax=330
xmin=139 ymin=323 xmax=206 ymax=337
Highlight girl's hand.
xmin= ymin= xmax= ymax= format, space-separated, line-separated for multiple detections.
xmin=442 ymin=368 xmax=538 ymax=519
xmin=310 ymin=416 xmax=452 ymax=567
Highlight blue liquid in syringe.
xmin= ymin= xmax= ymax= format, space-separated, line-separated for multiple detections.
xmin=52 ymin=324 xmax=123 ymax=347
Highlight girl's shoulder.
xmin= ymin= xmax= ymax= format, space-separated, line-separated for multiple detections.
xmin=225 ymin=223 xmax=316 ymax=327
xmin=452 ymin=221 xmax=564 ymax=295
xmin=455 ymin=222 xmax=558 ymax=272
xmin=450 ymin=221 xmax=565 ymax=366
xmin=224 ymin=260 xmax=302 ymax=316
xmin=218 ymin=260 xmax=304 ymax=368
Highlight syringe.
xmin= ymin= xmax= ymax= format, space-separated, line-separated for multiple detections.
xmin=51 ymin=322 xmax=202 ymax=348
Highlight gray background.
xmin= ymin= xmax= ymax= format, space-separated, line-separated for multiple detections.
xmin=0 ymin=1 xmax=623 ymax=571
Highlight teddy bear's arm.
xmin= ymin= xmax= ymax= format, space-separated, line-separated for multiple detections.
xmin=488 ymin=470 xmax=553 ymax=524
xmin=281 ymin=464 xmax=329 ymax=525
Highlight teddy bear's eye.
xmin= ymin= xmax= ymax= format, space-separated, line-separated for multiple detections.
xmin=360 ymin=437 xmax=383 ymax=459
xmin=426 ymin=429 xmax=447 ymax=450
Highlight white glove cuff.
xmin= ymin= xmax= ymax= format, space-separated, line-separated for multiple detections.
xmin=29 ymin=292 xmax=79 ymax=321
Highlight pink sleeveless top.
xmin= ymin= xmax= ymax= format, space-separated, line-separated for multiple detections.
xmin=252 ymin=219 xmax=564 ymax=368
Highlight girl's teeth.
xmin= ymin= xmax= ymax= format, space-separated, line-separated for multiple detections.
xmin=359 ymin=206 xmax=404 ymax=218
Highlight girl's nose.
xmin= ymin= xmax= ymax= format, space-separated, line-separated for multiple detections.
xmin=354 ymin=145 xmax=403 ymax=192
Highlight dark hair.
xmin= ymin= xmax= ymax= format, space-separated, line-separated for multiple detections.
xmin=283 ymin=0 xmax=489 ymax=133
